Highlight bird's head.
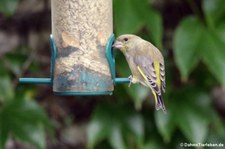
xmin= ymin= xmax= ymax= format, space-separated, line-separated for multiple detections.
xmin=112 ymin=34 xmax=141 ymax=53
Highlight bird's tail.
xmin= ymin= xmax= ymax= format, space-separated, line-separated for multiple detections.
xmin=152 ymin=91 xmax=166 ymax=113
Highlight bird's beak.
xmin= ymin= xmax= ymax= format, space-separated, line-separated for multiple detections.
xmin=112 ymin=41 xmax=123 ymax=49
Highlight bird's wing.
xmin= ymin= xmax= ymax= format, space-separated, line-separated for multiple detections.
xmin=160 ymin=62 xmax=166 ymax=93
xmin=134 ymin=55 xmax=165 ymax=95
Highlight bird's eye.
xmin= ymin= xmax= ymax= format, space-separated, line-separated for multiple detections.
xmin=124 ymin=38 xmax=128 ymax=42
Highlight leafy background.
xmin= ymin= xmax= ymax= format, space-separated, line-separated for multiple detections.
xmin=0 ymin=0 xmax=225 ymax=149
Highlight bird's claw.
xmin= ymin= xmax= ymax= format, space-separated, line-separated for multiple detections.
xmin=128 ymin=75 xmax=132 ymax=87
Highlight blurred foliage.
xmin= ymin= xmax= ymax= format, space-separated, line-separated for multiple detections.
xmin=0 ymin=50 xmax=53 ymax=149
xmin=0 ymin=0 xmax=19 ymax=17
xmin=87 ymin=102 xmax=144 ymax=149
xmin=174 ymin=0 xmax=225 ymax=85
xmin=114 ymin=0 xmax=163 ymax=48
xmin=0 ymin=1 xmax=53 ymax=148
xmin=0 ymin=0 xmax=225 ymax=149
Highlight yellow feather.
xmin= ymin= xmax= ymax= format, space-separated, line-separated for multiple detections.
xmin=154 ymin=62 xmax=161 ymax=87
xmin=137 ymin=66 xmax=158 ymax=105
xmin=152 ymin=90 xmax=158 ymax=105
xmin=137 ymin=66 xmax=148 ymax=81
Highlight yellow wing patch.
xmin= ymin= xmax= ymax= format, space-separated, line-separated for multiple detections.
xmin=154 ymin=62 xmax=161 ymax=87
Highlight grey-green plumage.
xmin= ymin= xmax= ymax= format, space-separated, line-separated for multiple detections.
xmin=113 ymin=34 xmax=166 ymax=112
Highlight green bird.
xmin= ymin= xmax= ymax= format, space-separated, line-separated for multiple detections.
xmin=113 ymin=34 xmax=166 ymax=112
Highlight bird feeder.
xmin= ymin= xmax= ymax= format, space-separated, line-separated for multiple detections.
xmin=19 ymin=0 xmax=129 ymax=95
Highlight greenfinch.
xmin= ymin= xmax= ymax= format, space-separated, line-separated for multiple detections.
xmin=113 ymin=34 xmax=166 ymax=112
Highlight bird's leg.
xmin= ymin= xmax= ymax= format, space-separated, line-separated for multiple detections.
xmin=128 ymin=75 xmax=138 ymax=87
xmin=128 ymin=75 xmax=133 ymax=87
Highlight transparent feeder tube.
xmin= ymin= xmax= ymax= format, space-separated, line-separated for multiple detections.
xmin=51 ymin=0 xmax=114 ymax=92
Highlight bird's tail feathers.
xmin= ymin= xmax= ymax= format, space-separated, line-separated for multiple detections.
xmin=153 ymin=91 xmax=166 ymax=113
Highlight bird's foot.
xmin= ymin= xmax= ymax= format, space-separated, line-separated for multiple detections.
xmin=128 ymin=75 xmax=133 ymax=87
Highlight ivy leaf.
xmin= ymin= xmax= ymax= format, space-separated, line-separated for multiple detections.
xmin=154 ymin=109 xmax=175 ymax=143
xmin=200 ymin=30 xmax=225 ymax=87
xmin=115 ymin=52 xmax=131 ymax=77
xmin=12 ymin=123 xmax=46 ymax=149
xmin=207 ymin=108 xmax=225 ymax=138
xmin=145 ymin=10 xmax=163 ymax=48
xmin=0 ymin=99 xmax=52 ymax=149
xmin=176 ymin=107 xmax=208 ymax=143
xmin=4 ymin=53 xmax=26 ymax=77
xmin=87 ymin=104 xmax=112 ymax=149
xmin=114 ymin=0 xmax=163 ymax=47
xmin=174 ymin=15 xmax=225 ymax=86
xmin=0 ymin=0 xmax=18 ymax=17
xmin=203 ymin=0 xmax=225 ymax=28
xmin=126 ymin=85 xmax=149 ymax=110
xmin=172 ymin=88 xmax=210 ymax=143
xmin=174 ymin=16 xmax=203 ymax=80
xmin=87 ymin=103 xmax=144 ymax=149
xmin=0 ymin=76 xmax=14 ymax=101
xmin=130 ymin=0 xmax=163 ymax=47
xmin=108 ymin=123 xmax=127 ymax=149
xmin=144 ymin=139 xmax=163 ymax=149
xmin=216 ymin=21 xmax=225 ymax=43
xmin=125 ymin=113 xmax=144 ymax=146
xmin=87 ymin=115 xmax=110 ymax=148
xmin=114 ymin=0 xmax=144 ymax=35
xmin=0 ymin=111 xmax=9 ymax=149
xmin=0 ymin=63 xmax=8 ymax=76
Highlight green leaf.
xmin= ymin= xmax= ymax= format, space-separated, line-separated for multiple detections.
xmin=125 ymin=113 xmax=144 ymax=145
xmin=207 ymin=109 xmax=225 ymax=138
xmin=144 ymin=139 xmax=163 ymax=149
xmin=12 ymin=123 xmax=46 ymax=149
xmin=0 ymin=76 xmax=14 ymax=101
xmin=174 ymin=16 xmax=203 ymax=80
xmin=126 ymin=85 xmax=149 ymax=110
xmin=4 ymin=53 xmax=27 ymax=77
xmin=87 ymin=103 xmax=145 ymax=149
xmin=203 ymin=109 xmax=225 ymax=147
xmin=114 ymin=0 xmax=144 ymax=35
xmin=154 ymin=109 xmax=175 ymax=143
xmin=203 ymin=0 xmax=225 ymax=28
xmin=130 ymin=0 xmax=163 ymax=47
xmin=115 ymin=52 xmax=131 ymax=77
xmin=172 ymin=89 xmax=210 ymax=143
xmin=0 ymin=99 xmax=52 ymax=149
xmin=87 ymin=104 xmax=112 ymax=148
xmin=145 ymin=11 xmax=163 ymax=48
xmin=87 ymin=118 xmax=109 ymax=149
xmin=109 ymin=124 xmax=127 ymax=149
xmin=0 ymin=111 xmax=9 ymax=149
xmin=29 ymin=124 xmax=46 ymax=149
xmin=176 ymin=107 xmax=208 ymax=143
xmin=0 ymin=63 xmax=8 ymax=76
xmin=174 ymin=15 xmax=225 ymax=86
xmin=206 ymin=131 xmax=225 ymax=149
xmin=114 ymin=0 xmax=163 ymax=46
xmin=0 ymin=0 xmax=18 ymax=17
xmin=216 ymin=21 xmax=225 ymax=43
xmin=200 ymin=30 xmax=225 ymax=87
